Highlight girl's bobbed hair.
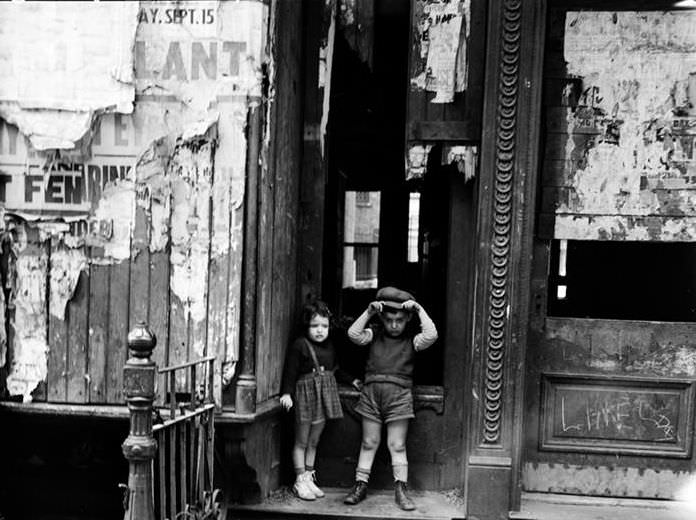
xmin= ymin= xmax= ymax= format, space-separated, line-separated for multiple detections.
xmin=302 ymin=299 xmax=333 ymax=328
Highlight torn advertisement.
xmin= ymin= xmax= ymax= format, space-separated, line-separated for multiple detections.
xmin=551 ymin=11 xmax=696 ymax=239
xmin=0 ymin=116 xmax=136 ymax=220
xmin=136 ymin=1 xmax=267 ymax=111
xmin=406 ymin=143 xmax=433 ymax=180
xmin=319 ymin=0 xmax=337 ymax=156
xmin=6 ymin=251 xmax=49 ymax=402
xmin=49 ymin=247 xmax=88 ymax=320
xmin=168 ymin=124 xmax=217 ymax=324
xmin=0 ymin=2 xmax=138 ymax=150
xmin=134 ymin=135 xmax=172 ymax=253
xmin=411 ymin=0 xmax=470 ymax=103
xmin=442 ymin=145 xmax=477 ymax=181
xmin=87 ymin=180 xmax=136 ymax=262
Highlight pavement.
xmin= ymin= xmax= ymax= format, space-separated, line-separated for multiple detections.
xmin=515 ymin=492 xmax=696 ymax=520
xmin=229 ymin=489 xmax=696 ymax=520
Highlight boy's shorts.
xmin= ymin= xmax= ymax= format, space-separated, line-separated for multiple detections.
xmin=355 ymin=381 xmax=414 ymax=423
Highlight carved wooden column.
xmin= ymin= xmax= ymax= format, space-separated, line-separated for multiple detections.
xmin=236 ymin=99 xmax=262 ymax=415
xmin=122 ymin=322 xmax=157 ymax=520
xmin=466 ymin=0 xmax=545 ymax=518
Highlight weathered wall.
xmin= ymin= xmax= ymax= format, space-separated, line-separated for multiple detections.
xmin=0 ymin=0 xmax=268 ymax=404
xmin=254 ymin=0 xmax=305 ymax=404
xmin=540 ymin=11 xmax=696 ymax=241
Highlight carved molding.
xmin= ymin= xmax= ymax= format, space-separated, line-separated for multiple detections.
xmin=483 ymin=0 xmax=522 ymax=445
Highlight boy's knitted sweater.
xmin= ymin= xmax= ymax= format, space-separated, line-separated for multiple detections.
xmin=348 ymin=307 xmax=438 ymax=387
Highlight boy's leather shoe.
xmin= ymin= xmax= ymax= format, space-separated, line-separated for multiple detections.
xmin=394 ymin=480 xmax=415 ymax=511
xmin=343 ymin=480 xmax=368 ymax=505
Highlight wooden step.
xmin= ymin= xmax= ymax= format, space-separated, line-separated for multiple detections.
xmin=228 ymin=487 xmax=465 ymax=520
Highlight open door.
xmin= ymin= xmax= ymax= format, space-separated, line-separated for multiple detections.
xmin=523 ymin=2 xmax=696 ymax=499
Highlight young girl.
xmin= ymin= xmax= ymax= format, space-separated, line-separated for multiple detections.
xmin=280 ymin=300 xmax=360 ymax=500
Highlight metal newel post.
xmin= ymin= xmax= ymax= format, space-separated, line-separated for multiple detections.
xmin=122 ymin=321 xmax=157 ymax=520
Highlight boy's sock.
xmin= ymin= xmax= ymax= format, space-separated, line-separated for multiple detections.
xmin=392 ymin=463 xmax=408 ymax=482
xmin=355 ymin=467 xmax=371 ymax=483
xmin=294 ymin=466 xmax=306 ymax=477
xmin=305 ymin=465 xmax=314 ymax=472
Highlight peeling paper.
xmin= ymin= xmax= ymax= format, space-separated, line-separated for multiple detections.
xmin=554 ymin=12 xmax=696 ymax=239
xmin=168 ymin=124 xmax=217 ymax=323
xmin=6 ymin=253 xmax=49 ymax=402
xmin=49 ymin=248 xmax=87 ymax=320
xmin=405 ymin=143 xmax=433 ymax=180
xmin=411 ymin=0 xmax=470 ymax=103
xmin=442 ymin=145 xmax=477 ymax=181
xmin=136 ymin=1 xmax=266 ymax=111
xmin=319 ymin=0 xmax=337 ymax=157
xmin=0 ymin=2 xmax=138 ymax=149
xmin=88 ymin=180 xmax=136 ymax=261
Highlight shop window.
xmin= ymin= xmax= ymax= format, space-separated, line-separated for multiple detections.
xmin=547 ymin=240 xmax=696 ymax=322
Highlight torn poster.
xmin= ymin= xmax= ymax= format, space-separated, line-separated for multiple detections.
xmin=49 ymin=247 xmax=88 ymax=320
xmin=406 ymin=143 xmax=433 ymax=180
xmin=442 ymin=145 xmax=477 ymax=181
xmin=548 ymin=11 xmax=696 ymax=240
xmin=167 ymin=124 xmax=217 ymax=324
xmin=0 ymin=2 xmax=138 ymax=149
xmin=136 ymin=0 xmax=267 ymax=111
xmin=411 ymin=0 xmax=470 ymax=103
xmin=319 ymin=0 xmax=337 ymax=157
xmin=6 ymin=251 xmax=49 ymax=402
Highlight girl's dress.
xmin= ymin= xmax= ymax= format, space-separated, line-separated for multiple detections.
xmin=281 ymin=337 xmax=351 ymax=424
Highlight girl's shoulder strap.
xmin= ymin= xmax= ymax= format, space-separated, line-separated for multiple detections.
xmin=302 ymin=337 xmax=322 ymax=372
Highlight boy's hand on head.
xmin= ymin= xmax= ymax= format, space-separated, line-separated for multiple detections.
xmin=279 ymin=394 xmax=293 ymax=411
xmin=402 ymin=300 xmax=421 ymax=312
xmin=367 ymin=301 xmax=383 ymax=316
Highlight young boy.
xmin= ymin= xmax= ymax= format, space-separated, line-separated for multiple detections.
xmin=343 ymin=286 xmax=438 ymax=510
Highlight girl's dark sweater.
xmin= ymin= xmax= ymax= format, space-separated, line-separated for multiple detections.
xmin=280 ymin=336 xmax=354 ymax=395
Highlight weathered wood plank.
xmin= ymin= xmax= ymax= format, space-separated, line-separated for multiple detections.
xmin=87 ymin=258 xmax=109 ymax=403
xmin=66 ymin=264 xmax=89 ymax=403
xmin=47 ymin=241 xmax=68 ymax=403
xmin=129 ymin=199 xmax=151 ymax=329
xmin=149 ymin=250 xmax=170 ymax=381
xmin=106 ymin=260 xmax=131 ymax=403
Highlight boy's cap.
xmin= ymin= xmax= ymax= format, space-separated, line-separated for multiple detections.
xmin=376 ymin=286 xmax=414 ymax=310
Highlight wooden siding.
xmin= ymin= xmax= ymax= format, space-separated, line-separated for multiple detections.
xmin=255 ymin=0 xmax=304 ymax=404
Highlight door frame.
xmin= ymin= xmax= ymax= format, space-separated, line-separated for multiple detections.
xmin=464 ymin=0 xmax=547 ymax=517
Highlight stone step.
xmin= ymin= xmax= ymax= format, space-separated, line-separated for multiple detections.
xmin=228 ymin=487 xmax=465 ymax=520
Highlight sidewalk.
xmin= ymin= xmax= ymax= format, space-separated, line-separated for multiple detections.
xmin=513 ymin=492 xmax=696 ymax=520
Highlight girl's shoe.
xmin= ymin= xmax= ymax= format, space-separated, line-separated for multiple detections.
xmin=304 ymin=471 xmax=325 ymax=498
xmin=293 ymin=474 xmax=316 ymax=501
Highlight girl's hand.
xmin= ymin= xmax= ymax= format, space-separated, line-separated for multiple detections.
xmin=352 ymin=379 xmax=363 ymax=391
xmin=280 ymin=394 xmax=293 ymax=411
xmin=367 ymin=301 xmax=383 ymax=316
